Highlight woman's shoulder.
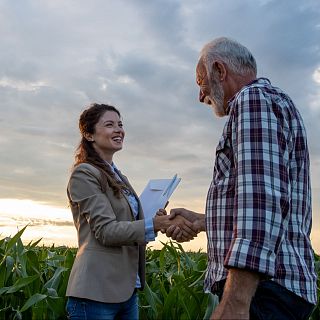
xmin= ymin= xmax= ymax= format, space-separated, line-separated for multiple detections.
xmin=71 ymin=162 xmax=101 ymax=177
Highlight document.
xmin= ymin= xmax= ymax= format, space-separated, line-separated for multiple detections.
xmin=139 ymin=174 xmax=181 ymax=219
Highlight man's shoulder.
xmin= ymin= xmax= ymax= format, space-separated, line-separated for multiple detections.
xmin=234 ymin=77 xmax=283 ymax=104
xmin=240 ymin=77 xmax=272 ymax=94
xmin=229 ymin=78 xmax=281 ymax=117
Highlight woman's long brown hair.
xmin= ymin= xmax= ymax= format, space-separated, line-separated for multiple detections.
xmin=74 ymin=103 xmax=127 ymax=198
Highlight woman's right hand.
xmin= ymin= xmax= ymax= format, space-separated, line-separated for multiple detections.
xmin=156 ymin=208 xmax=167 ymax=216
xmin=155 ymin=208 xmax=167 ymax=233
xmin=153 ymin=213 xmax=198 ymax=242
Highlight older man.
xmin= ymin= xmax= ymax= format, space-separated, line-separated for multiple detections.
xmin=169 ymin=37 xmax=317 ymax=319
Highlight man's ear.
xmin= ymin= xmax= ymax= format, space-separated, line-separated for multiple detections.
xmin=212 ymin=61 xmax=227 ymax=81
xmin=84 ymin=133 xmax=94 ymax=142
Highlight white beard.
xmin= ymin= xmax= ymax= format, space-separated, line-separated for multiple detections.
xmin=208 ymin=83 xmax=226 ymax=117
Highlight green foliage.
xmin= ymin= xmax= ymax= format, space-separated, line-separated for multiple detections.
xmin=139 ymin=241 xmax=214 ymax=320
xmin=0 ymin=228 xmax=319 ymax=319
xmin=309 ymin=252 xmax=320 ymax=320
xmin=0 ymin=227 xmax=75 ymax=319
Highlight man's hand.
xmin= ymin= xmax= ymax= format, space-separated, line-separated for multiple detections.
xmin=165 ymin=208 xmax=205 ymax=242
xmin=211 ymin=268 xmax=260 ymax=320
xmin=169 ymin=215 xmax=198 ymax=241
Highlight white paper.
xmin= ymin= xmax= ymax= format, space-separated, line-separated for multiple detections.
xmin=139 ymin=174 xmax=181 ymax=219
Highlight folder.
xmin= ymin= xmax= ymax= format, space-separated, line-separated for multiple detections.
xmin=139 ymin=174 xmax=181 ymax=219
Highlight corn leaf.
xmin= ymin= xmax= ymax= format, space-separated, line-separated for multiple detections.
xmin=6 ymin=275 xmax=39 ymax=293
xmin=44 ymin=266 xmax=68 ymax=290
xmin=5 ymin=226 xmax=28 ymax=252
xmin=203 ymin=293 xmax=219 ymax=320
xmin=142 ymin=281 xmax=161 ymax=316
xmin=20 ymin=293 xmax=47 ymax=312
xmin=5 ymin=255 xmax=15 ymax=283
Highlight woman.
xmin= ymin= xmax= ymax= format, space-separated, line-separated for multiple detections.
xmin=66 ymin=103 xmax=195 ymax=319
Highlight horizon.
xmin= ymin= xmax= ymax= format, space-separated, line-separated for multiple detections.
xmin=0 ymin=198 xmax=319 ymax=255
xmin=0 ymin=1 xmax=319 ymax=254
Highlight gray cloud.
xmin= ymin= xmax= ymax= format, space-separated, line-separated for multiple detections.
xmin=10 ymin=217 xmax=74 ymax=227
xmin=0 ymin=0 xmax=319 ymax=218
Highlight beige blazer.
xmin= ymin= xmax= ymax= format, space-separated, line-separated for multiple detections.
xmin=66 ymin=162 xmax=146 ymax=303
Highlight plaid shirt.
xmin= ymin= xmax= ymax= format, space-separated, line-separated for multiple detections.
xmin=205 ymin=78 xmax=317 ymax=304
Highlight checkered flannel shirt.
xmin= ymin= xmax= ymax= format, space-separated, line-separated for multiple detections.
xmin=205 ymin=78 xmax=317 ymax=304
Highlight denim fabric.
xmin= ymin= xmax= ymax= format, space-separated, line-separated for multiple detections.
xmin=66 ymin=292 xmax=138 ymax=320
xmin=214 ymin=280 xmax=315 ymax=320
xmin=249 ymin=280 xmax=315 ymax=320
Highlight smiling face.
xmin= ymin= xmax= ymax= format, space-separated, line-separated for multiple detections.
xmin=196 ymin=59 xmax=226 ymax=117
xmin=87 ymin=111 xmax=125 ymax=163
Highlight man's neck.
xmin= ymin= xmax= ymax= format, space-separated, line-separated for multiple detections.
xmin=224 ymin=73 xmax=256 ymax=103
xmin=232 ymin=73 xmax=256 ymax=94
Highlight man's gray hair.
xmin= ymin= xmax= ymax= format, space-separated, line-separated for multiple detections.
xmin=200 ymin=37 xmax=257 ymax=77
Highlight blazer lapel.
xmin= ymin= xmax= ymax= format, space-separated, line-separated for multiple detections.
xmin=114 ymin=168 xmax=144 ymax=220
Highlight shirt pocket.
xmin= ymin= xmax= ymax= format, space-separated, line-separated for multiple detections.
xmin=213 ymin=135 xmax=235 ymax=184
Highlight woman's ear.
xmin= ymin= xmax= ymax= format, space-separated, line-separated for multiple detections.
xmin=84 ymin=133 xmax=94 ymax=142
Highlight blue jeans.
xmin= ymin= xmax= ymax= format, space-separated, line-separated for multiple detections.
xmin=66 ymin=292 xmax=138 ymax=320
xmin=215 ymin=280 xmax=315 ymax=320
xmin=249 ymin=280 xmax=315 ymax=320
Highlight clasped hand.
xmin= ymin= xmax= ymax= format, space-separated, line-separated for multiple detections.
xmin=153 ymin=208 xmax=205 ymax=242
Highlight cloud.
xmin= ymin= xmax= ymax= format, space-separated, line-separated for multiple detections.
xmin=313 ymin=67 xmax=320 ymax=84
xmin=0 ymin=0 xmax=319 ymax=211
xmin=10 ymin=217 xmax=74 ymax=227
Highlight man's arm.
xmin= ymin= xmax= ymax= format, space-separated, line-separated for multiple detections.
xmin=170 ymin=208 xmax=205 ymax=231
xmin=224 ymin=88 xmax=291 ymax=276
xmin=211 ymin=268 xmax=260 ymax=320
xmin=215 ymin=88 xmax=290 ymax=318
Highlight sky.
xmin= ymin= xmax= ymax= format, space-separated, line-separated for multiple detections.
xmin=0 ymin=0 xmax=319 ymax=253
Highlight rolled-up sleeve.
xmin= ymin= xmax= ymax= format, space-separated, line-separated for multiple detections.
xmin=224 ymin=88 xmax=290 ymax=277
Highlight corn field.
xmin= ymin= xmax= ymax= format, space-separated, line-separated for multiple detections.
xmin=0 ymin=226 xmax=319 ymax=319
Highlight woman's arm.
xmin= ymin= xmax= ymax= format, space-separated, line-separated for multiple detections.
xmin=68 ymin=164 xmax=146 ymax=246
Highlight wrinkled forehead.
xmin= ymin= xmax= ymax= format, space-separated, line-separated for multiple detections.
xmin=196 ymin=58 xmax=208 ymax=83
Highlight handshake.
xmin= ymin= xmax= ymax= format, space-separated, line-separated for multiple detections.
xmin=153 ymin=208 xmax=205 ymax=242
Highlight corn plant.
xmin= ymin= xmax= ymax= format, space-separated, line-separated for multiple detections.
xmin=309 ymin=252 xmax=320 ymax=320
xmin=138 ymin=241 xmax=217 ymax=320
xmin=0 ymin=226 xmax=75 ymax=319
xmin=0 ymin=228 xmax=319 ymax=319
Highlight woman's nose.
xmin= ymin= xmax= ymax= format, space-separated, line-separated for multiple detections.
xmin=199 ymin=89 xmax=205 ymax=102
xmin=114 ymin=125 xmax=122 ymax=132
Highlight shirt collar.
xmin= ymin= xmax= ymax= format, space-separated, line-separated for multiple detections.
xmin=105 ymin=161 xmax=118 ymax=173
xmin=226 ymin=77 xmax=271 ymax=114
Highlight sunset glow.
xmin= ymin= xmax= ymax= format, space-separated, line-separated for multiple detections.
xmin=0 ymin=198 xmax=319 ymax=254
